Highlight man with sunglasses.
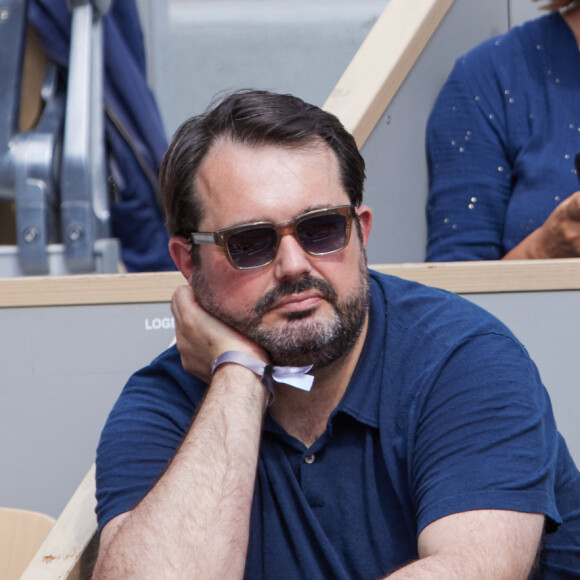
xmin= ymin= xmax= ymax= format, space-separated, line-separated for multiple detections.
xmin=93 ymin=90 xmax=580 ymax=579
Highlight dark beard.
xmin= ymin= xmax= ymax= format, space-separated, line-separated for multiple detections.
xmin=192 ymin=254 xmax=370 ymax=369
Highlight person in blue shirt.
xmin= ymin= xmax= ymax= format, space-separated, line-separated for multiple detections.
xmin=93 ymin=90 xmax=580 ymax=579
xmin=426 ymin=0 xmax=580 ymax=261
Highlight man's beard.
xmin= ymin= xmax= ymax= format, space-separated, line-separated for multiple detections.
xmin=192 ymin=252 xmax=370 ymax=369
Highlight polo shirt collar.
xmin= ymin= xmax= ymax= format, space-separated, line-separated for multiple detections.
xmin=334 ymin=271 xmax=385 ymax=429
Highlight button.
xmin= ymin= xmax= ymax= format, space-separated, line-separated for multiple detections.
xmin=304 ymin=453 xmax=315 ymax=464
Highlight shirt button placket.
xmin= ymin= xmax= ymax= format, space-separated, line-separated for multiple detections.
xmin=301 ymin=452 xmax=325 ymax=508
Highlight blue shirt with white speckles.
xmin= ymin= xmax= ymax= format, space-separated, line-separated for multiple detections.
xmin=426 ymin=12 xmax=580 ymax=261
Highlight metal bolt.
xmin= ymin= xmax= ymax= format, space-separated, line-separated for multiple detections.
xmin=68 ymin=226 xmax=84 ymax=242
xmin=22 ymin=226 xmax=40 ymax=244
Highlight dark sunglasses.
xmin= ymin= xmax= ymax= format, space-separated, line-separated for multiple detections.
xmin=191 ymin=205 xmax=357 ymax=269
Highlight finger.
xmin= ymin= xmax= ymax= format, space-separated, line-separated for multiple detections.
xmin=171 ymin=285 xmax=196 ymax=329
xmin=565 ymin=191 xmax=580 ymax=222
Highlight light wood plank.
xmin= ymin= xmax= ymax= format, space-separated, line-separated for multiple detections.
xmin=0 ymin=508 xmax=55 ymax=580
xmin=20 ymin=464 xmax=97 ymax=580
xmin=372 ymin=259 xmax=580 ymax=294
xmin=0 ymin=271 xmax=185 ymax=308
xmin=323 ymin=0 xmax=455 ymax=147
xmin=1 ymin=259 xmax=580 ymax=309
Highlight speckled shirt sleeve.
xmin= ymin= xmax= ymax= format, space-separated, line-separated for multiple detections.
xmin=426 ymin=13 xmax=580 ymax=261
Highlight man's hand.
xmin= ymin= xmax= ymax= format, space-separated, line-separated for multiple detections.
xmin=171 ymin=285 xmax=268 ymax=382
xmin=505 ymin=190 xmax=580 ymax=259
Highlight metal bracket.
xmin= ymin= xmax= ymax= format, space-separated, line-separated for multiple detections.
xmin=12 ymin=64 xmax=65 ymax=274
xmin=0 ymin=0 xmax=116 ymax=276
xmin=0 ymin=0 xmax=63 ymax=274
xmin=60 ymin=0 xmax=112 ymax=272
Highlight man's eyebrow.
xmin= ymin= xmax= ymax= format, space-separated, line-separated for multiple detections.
xmin=211 ymin=204 xmax=339 ymax=231
xmin=301 ymin=204 xmax=337 ymax=213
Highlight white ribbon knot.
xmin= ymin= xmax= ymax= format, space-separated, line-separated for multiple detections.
xmin=211 ymin=351 xmax=314 ymax=392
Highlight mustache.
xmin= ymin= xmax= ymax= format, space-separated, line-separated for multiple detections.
xmin=254 ymin=275 xmax=338 ymax=316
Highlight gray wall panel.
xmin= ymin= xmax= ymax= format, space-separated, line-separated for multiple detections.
xmin=0 ymin=303 xmax=175 ymax=517
xmin=144 ymin=0 xmax=388 ymax=138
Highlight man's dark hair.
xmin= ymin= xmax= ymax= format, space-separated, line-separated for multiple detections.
xmin=160 ymin=89 xmax=366 ymax=239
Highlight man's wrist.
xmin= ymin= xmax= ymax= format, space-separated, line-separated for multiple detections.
xmin=211 ymin=351 xmax=314 ymax=404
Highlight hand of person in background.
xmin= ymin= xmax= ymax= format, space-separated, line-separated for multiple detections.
xmin=505 ymin=190 xmax=580 ymax=259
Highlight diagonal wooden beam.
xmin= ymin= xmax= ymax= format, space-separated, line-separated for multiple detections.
xmin=324 ymin=0 xmax=455 ymax=147
xmin=20 ymin=464 xmax=98 ymax=580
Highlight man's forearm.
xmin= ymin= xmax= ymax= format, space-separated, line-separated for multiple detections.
xmin=93 ymin=365 xmax=268 ymax=580
xmin=381 ymin=554 xmax=533 ymax=580
xmin=381 ymin=509 xmax=542 ymax=580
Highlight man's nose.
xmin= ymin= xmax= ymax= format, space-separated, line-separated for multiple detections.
xmin=272 ymin=232 xmax=312 ymax=280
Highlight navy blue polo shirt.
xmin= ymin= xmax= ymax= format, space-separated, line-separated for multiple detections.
xmin=96 ymin=271 xmax=580 ymax=578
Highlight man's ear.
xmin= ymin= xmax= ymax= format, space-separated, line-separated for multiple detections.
xmin=356 ymin=205 xmax=373 ymax=248
xmin=169 ymin=237 xmax=195 ymax=281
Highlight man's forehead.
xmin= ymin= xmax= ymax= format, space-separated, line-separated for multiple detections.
xmin=194 ymin=138 xmax=343 ymax=202
xmin=200 ymin=137 xmax=336 ymax=169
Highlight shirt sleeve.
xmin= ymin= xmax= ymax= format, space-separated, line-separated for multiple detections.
xmin=95 ymin=348 xmax=202 ymax=532
xmin=411 ymin=332 xmax=562 ymax=534
xmin=425 ymin=54 xmax=514 ymax=261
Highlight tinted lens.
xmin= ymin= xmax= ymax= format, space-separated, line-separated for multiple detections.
xmin=296 ymin=213 xmax=347 ymax=254
xmin=226 ymin=226 xmax=278 ymax=268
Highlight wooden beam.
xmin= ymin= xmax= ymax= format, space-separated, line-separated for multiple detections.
xmin=372 ymin=259 xmax=580 ymax=294
xmin=323 ymin=0 xmax=455 ymax=147
xmin=20 ymin=464 xmax=98 ymax=580
xmin=0 ymin=271 xmax=186 ymax=308
xmin=1 ymin=259 xmax=580 ymax=309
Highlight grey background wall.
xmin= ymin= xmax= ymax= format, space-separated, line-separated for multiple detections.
xmin=137 ymin=0 xmax=388 ymax=139
xmin=0 ymin=302 xmax=176 ymax=517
